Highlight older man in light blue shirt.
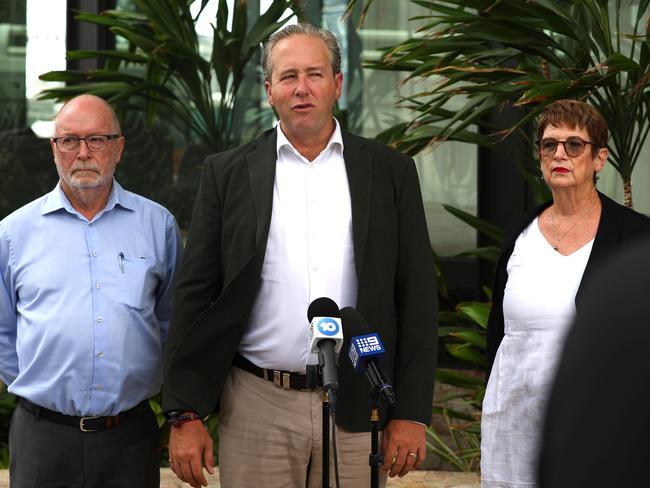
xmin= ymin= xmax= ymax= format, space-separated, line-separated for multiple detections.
xmin=0 ymin=94 xmax=182 ymax=488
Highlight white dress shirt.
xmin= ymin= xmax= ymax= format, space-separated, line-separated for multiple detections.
xmin=239 ymin=120 xmax=357 ymax=372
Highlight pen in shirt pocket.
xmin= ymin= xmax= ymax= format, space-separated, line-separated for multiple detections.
xmin=118 ymin=252 xmax=124 ymax=273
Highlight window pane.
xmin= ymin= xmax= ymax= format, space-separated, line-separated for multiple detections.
xmin=0 ymin=0 xmax=64 ymax=219
xmin=352 ymin=0 xmax=478 ymax=255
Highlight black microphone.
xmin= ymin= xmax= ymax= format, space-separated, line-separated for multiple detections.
xmin=307 ymin=298 xmax=343 ymax=398
xmin=340 ymin=307 xmax=397 ymax=406
xmin=307 ymin=297 xmax=340 ymax=323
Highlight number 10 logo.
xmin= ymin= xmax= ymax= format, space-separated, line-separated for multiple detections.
xmin=317 ymin=318 xmax=340 ymax=336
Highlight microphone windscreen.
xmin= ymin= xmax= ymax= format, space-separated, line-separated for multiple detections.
xmin=307 ymin=297 xmax=340 ymax=322
xmin=339 ymin=307 xmax=370 ymax=339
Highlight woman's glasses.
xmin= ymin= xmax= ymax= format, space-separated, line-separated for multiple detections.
xmin=535 ymin=137 xmax=596 ymax=158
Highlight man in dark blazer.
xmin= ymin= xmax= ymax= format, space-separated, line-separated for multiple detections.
xmin=538 ymin=236 xmax=650 ymax=487
xmin=163 ymin=22 xmax=437 ymax=488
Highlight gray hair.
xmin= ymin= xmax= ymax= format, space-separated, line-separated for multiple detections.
xmin=262 ymin=23 xmax=341 ymax=81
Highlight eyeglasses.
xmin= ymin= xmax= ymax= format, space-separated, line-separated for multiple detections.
xmin=52 ymin=134 xmax=121 ymax=153
xmin=535 ymin=137 xmax=596 ymax=158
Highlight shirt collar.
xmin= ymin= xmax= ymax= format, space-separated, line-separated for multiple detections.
xmin=276 ymin=118 xmax=344 ymax=161
xmin=41 ymin=179 xmax=136 ymax=217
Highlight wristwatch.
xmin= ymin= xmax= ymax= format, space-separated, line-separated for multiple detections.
xmin=164 ymin=410 xmax=202 ymax=428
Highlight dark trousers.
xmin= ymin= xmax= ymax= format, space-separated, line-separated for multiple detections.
xmin=9 ymin=402 xmax=161 ymax=488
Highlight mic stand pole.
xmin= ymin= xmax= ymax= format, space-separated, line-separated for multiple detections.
xmin=322 ymin=389 xmax=330 ymax=488
xmin=368 ymin=391 xmax=383 ymax=488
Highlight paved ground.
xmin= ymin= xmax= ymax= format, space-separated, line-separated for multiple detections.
xmin=0 ymin=468 xmax=480 ymax=487
xmin=158 ymin=468 xmax=479 ymax=487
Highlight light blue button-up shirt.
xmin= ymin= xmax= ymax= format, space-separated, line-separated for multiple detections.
xmin=0 ymin=181 xmax=182 ymax=416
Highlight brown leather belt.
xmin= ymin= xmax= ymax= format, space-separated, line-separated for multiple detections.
xmin=19 ymin=397 xmax=150 ymax=432
xmin=232 ymin=353 xmax=320 ymax=390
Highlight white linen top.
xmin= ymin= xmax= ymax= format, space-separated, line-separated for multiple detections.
xmin=481 ymin=217 xmax=594 ymax=487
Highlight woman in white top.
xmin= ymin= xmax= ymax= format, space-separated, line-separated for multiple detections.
xmin=480 ymin=99 xmax=650 ymax=488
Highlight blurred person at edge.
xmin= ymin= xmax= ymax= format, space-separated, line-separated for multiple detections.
xmin=480 ymin=99 xmax=650 ymax=488
xmin=538 ymin=236 xmax=650 ymax=487
xmin=0 ymin=94 xmax=182 ymax=488
xmin=162 ymin=22 xmax=437 ymax=488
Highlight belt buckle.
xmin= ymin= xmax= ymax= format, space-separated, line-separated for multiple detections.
xmin=79 ymin=416 xmax=101 ymax=432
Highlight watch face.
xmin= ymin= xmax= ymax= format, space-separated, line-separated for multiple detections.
xmin=164 ymin=410 xmax=183 ymax=421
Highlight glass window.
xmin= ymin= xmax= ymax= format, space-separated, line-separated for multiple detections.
xmin=349 ymin=0 xmax=478 ymax=255
xmin=0 ymin=0 xmax=65 ymax=219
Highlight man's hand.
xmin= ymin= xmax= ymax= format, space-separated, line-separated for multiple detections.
xmin=168 ymin=419 xmax=214 ymax=488
xmin=381 ymin=419 xmax=426 ymax=478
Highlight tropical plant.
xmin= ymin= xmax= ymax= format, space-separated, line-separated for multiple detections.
xmin=443 ymin=204 xmax=504 ymax=263
xmin=38 ymin=0 xmax=297 ymax=154
xmin=0 ymin=384 xmax=17 ymax=468
xmin=350 ymin=0 xmax=650 ymax=208
xmin=428 ymin=292 xmax=490 ymax=472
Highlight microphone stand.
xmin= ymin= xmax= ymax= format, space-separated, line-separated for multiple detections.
xmin=322 ymin=389 xmax=330 ymax=488
xmin=368 ymin=391 xmax=383 ymax=488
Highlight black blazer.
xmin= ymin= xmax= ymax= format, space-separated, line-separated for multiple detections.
xmin=487 ymin=191 xmax=650 ymax=377
xmin=162 ymin=128 xmax=438 ymax=431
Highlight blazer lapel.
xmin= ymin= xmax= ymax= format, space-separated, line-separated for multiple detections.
xmin=247 ymin=131 xmax=277 ymax=249
xmin=575 ymin=192 xmax=620 ymax=307
xmin=343 ymin=132 xmax=372 ymax=279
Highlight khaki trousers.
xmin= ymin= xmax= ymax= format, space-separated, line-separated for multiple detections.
xmin=219 ymin=367 xmax=388 ymax=488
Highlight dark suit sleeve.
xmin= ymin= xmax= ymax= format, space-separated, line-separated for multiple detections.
xmin=390 ymin=159 xmax=438 ymax=424
xmin=162 ymin=157 xmax=223 ymax=412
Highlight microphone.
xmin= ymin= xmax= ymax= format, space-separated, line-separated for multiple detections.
xmin=340 ymin=307 xmax=397 ymax=406
xmin=307 ymin=298 xmax=343 ymax=396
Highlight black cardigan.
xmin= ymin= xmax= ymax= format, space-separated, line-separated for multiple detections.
xmin=486 ymin=191 xmax=650 ymax=377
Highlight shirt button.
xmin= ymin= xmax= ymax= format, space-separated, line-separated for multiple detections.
xmin=95 ymin=283 xmax=101 ymax=289
xmin=92 ymin=251 xmax=97 ymax=257
xmin=97 ymin=352 xmax=104 ymax=358
xmin=95 ymin=384 xmax=102 ymax=391
xmin=96 ymin=316 xmax=103 ymax=322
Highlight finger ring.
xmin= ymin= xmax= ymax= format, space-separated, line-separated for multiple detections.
xmin=407 ymin=452 xmax=417 ymax=458
xmin=391 ymin=454 xmax=398 ymax=465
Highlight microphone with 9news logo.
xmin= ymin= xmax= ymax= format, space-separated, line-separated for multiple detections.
xmin=341 ymin=307 xmax=397 ymax=406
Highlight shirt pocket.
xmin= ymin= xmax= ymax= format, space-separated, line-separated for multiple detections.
xmin=117 ymin=256 xmax=158 ymax=310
